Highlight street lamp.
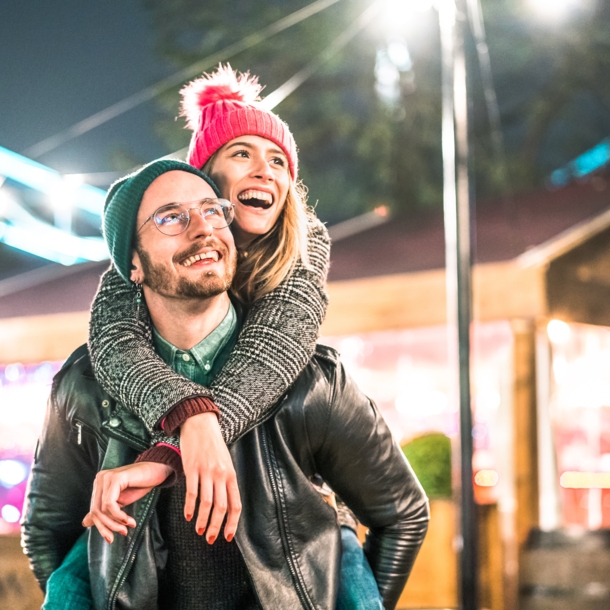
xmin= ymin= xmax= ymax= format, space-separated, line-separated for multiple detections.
xmin=527 ymin=0 xmax=580 ymax=19
xmin=381 ymin=0 xmax=477 ymax=607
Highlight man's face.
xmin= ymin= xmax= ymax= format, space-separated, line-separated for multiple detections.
xmin=132 ymin=171 xmax=237 ymax=300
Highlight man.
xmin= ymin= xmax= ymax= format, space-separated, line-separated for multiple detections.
xmin=22 ymin=160 xmax=429 ymax=610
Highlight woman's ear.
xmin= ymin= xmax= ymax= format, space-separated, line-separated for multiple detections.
xmin=130 ymin=250 xmax=144 ymax=284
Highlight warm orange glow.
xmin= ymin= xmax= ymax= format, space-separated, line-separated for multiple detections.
xmin=474 ymin=469 xmax=499 ymax=487
xmin=560 ymin=472 xmax=610 ymax=489
xmin=374 ymin=205 xmax=388 ymax=217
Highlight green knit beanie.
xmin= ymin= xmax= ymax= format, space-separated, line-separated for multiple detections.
xmin=102 ymin=159 xmax=221 ymax=283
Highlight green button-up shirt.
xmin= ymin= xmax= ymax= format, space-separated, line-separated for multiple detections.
xmin=152 ymin=303 xmax=238 ymax=385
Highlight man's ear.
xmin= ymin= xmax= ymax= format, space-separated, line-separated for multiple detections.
xmin=130 ymin=250 xmax=144 ymax=284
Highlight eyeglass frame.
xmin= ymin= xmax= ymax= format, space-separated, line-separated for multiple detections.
xmin=137 ymin=198 xmax=235 ymax=235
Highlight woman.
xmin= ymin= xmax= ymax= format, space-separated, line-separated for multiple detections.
xmin=43 ymin=66 xmax=384 ymax=609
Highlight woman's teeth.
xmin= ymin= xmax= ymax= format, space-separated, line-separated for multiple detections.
xmin=182 ymin=251 xmax=219 ymax=267
xmin=237 ymin=190 xmax=273 ymax=207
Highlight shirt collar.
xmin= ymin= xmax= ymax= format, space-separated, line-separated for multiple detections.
xmin=152 ymin=303 xmax=237 ymax=370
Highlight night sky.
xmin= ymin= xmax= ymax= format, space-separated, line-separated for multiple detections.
xmin=1 ymin=0 xmax=173 ymax=175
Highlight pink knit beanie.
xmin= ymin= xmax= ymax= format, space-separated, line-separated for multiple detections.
xmin=180 ymin=65 xmax=298 ymax=179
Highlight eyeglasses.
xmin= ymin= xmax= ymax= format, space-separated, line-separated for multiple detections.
xmin=138 ymin=198 xmax=235 ymax=235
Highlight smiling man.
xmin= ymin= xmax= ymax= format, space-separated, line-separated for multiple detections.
xmin=22 ymin=160 xmax=429 ymax=610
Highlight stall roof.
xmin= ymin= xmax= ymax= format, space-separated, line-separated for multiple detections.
xmin=329 ymin=177 xmax=610 ymax=282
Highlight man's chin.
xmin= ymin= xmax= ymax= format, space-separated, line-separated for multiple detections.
xmin=174 ymin=275 xmax=230 ymax=299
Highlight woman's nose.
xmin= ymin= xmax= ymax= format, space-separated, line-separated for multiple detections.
xmin=251 ymin=158 xmax=274 ymax=181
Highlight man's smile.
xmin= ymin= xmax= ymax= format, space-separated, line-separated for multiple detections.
xmin=181 ymin=251 xmax=221 ymax=267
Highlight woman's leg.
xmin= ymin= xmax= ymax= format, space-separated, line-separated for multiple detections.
xmin=42 ymin=531 xmax=92 ymax=610
xmin=336 ymin=526 xmax=384 ymax=610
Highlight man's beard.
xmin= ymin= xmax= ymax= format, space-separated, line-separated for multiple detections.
xmin=137 ymin=241 xmax=236 ymax=300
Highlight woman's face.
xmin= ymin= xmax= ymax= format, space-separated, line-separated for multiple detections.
xmin=208 ymin=135 xmax=290 ymax=247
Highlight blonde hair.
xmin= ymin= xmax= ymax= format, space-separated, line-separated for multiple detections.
xmin=203 ymin=154 xmax=311 ymax=305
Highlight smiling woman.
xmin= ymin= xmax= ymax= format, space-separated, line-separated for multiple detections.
xmin=204 ymin=136 xmax=290 ymax=245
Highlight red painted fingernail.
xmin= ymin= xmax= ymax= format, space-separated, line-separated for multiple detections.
xmin=185 ymin=514 xmax=192 ymax=522
xmin=197 ymin=528 xmax=204 ymax=536
xmin=226 ymin=534 xmax=234 ymax=542
xmin=208 ymin=535 xmax=216 ymax=544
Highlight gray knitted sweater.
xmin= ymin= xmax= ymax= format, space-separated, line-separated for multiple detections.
xmin=88 ymin=217 xmax=330 ymax=450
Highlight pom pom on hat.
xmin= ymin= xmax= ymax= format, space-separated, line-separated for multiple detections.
xmin=180 ymin=64 xmax=298 ymax=178
xmin=180 ymin=65 xmax=263 ymax=130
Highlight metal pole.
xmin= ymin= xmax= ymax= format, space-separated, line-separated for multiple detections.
xmin=438 ymin=0 xmax=478 ymax=607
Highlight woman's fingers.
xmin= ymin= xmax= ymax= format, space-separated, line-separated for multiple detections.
xmin=184 ymin=470 xmax=199 ymax=522
xmin=224 ymin=475 xmax=242 ymax=542
xmin=205 ymin=481 xmax=228 ymax=544
xmin=180 ymin=412 xmax=242 ymax=542
xmin=195 ymin=476 xmax=214 ymax=536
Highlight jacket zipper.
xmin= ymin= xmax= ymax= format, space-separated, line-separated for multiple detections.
xmin=74 ymin=418 xmax=106 ymax=447
xmin=261 ymin=427 xmax=313 ymax=610
xmin=107 ymin=488 xmax=159 ymax=610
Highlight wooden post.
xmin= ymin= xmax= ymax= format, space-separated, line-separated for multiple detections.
xmin=512 ymin=318 xmax=540 ymax=547
xmin=478 ymin=503 xmax=504 ymax=610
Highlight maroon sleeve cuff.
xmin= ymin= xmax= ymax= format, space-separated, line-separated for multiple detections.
xmin=162 ymin=396 xmax=220 ymax=437
xmin=136 ymin=445 xmax=182 ymax=487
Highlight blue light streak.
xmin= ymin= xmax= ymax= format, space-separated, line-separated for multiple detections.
xmin=0 ymin=146 xmax=105 ymax=216
xmin=0 ymin=146 xmax=109 ymax=264
xmin=550 ymin=139 xmax=610 ymax=187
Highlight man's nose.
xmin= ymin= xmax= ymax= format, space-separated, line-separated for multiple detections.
xmin=187 ymin=207 xmax=214 ymax=237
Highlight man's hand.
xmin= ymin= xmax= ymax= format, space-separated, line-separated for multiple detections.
xmin=82 ymin=462 xmax=172 ymax=543
xmin=180 ymin=412 xmax=241 ymax=543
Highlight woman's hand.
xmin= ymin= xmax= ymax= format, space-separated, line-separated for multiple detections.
xmin=180 ymin=412 xmax=242 ymax=544
xmin=82 ymin=462 xmax=172 ymax=543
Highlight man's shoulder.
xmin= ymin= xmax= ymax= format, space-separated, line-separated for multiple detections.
xmin=306 ymin=343 xmax=341 ymax=384
xmin=284 ymin=343 xmax=342 ymax=407
xmin=52 ymin=344 xmax=105 ymax=419
xmin=54 ymin=343 xmax=93 ymax=388
xmin=313 ymin=342 xmax=340 ymax=365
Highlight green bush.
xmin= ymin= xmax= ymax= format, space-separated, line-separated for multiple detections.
xmin=402 ymin=433 xmax=452 ymax=499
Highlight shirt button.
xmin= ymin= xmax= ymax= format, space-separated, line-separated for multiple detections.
xmin=182 ymin=354 xmax=191 ymax=362
xmin=204 ymin=363 xmax=211 ymax=371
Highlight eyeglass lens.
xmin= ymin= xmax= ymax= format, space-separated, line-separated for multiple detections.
xmin=153 ymin=200 xmax=232 ymax=235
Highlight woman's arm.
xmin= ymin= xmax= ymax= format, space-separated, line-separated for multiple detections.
xmin=208 ymin=216 xmax=330 ymax=442
xmin=88 ymin=267 xmax=215 ymax=434
xmin=88 ymin=216 xmax=330 ymax=444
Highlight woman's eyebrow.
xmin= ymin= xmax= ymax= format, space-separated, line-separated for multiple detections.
xmin=225 ymin=141 xmax=254 ymax=150
xmin=224 ymin=141 xmax=287 ymax=157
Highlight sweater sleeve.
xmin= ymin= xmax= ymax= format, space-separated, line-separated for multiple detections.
xmin=88 ymin=216 xmax=330 ymax=445
xmin=209 ymin=216 xmax=330 ymax=443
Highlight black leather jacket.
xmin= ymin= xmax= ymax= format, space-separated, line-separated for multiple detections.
xmin=22 ymin=343 xmax=429 ymax=610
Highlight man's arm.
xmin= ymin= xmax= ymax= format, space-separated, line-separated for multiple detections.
xmin=310 ymin=356 xmax=430 ymax=610
xmin=21 ymin=384 xmax=98 ymax=591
